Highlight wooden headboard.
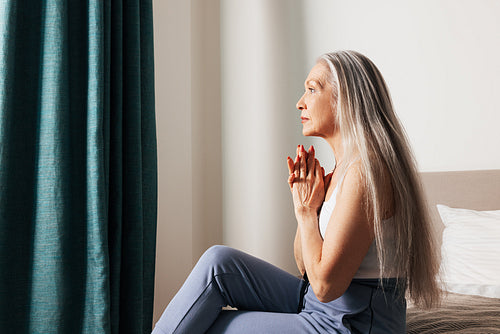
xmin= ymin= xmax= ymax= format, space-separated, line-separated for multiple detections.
xmin=420 ymin=169 xmax=500 ymax=250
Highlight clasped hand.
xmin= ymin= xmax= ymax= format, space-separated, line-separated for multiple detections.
xmin=287 ymin=145 xmax=332 ymax=218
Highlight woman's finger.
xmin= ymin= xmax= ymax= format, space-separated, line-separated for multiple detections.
xmin=306 ymin=146 xmax=315 ymax=179
xmin=297 ymin=144 xmax=308 ymax=161
xmin=288 ymin=173 xmax=295 ymax=189
xmin=314 ymin=158 xmax=322 ymax=183
xmin=294 ymin=154 xmax=300 ymax=179
xmin=307 ymin=153 xmax=316 ymax=182
xmin=299 ymin=146 xmax=307 ymax=179
xmin=287 ymin=156 xmax=294 ymax=175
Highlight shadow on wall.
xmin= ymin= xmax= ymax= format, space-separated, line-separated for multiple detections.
xmin=221 ymin=0 xmax=309 ymax=275
xmin=153 ymin=0 xmax=311 ymax=325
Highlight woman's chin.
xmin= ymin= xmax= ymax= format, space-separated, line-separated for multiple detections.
xmin=302 ymin=128 xmax=314 ymax=137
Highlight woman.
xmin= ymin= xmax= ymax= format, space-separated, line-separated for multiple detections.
xmin=152 ymin=50 xmax=441 ymax=334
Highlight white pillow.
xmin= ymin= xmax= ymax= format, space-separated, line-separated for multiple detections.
xmin=437 ymin=204 xmax=500 ymax=298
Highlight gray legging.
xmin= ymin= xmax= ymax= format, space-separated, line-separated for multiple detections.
xmin=152 ymin=245 xmax=406 ymax=333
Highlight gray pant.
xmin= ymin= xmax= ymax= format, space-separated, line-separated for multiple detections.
xmin=152 ymin=245 xmax=406 ymax=334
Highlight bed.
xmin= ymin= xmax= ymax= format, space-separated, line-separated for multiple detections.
xmin=406 ymin=170 xmax=500 ymax=333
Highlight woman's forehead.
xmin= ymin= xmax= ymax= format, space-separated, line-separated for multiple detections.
xmin=305 ymin=62 xmax=331 ymax=86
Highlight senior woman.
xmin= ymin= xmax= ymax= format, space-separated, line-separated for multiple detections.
xmin=152 ymin=50 xmax=441 ymax=334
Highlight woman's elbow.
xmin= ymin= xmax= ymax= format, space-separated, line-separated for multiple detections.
xmin=311 ymin=281 xmax=346 ymax=303
xmin=315 ymin=290 xmax=341 ymax=303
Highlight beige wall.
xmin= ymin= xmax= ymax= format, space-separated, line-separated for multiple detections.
xmin=152 ymin=0 xmax=500 ymax=325
xmin=153 ymin=0 xmax=192 ymax=325
xmin=220 ymin=0 xmax=306 ymax=277
xmin=152 ymin=0 xmax=222 ymax=324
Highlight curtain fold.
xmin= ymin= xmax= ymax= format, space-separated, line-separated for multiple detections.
xmin=0 ymin=0 xmax=157 ymax=333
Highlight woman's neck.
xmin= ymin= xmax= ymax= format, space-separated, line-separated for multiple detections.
xmin=326 ymin=133 xmax=344 ymax=168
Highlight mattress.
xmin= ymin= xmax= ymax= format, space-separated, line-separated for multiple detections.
xmin=406 ymin=292 xmax=500 ymax=333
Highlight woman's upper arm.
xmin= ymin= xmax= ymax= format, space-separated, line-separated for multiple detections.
xmin=317 ymin=163 xmax=375 ymax=301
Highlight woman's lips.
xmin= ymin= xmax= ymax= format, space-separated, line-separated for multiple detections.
xmin=301 ymin=117 xmax=309 ymax=123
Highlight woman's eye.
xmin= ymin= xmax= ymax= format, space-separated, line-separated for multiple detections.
xmin=308 ymin=88 xmax=316 ymax=93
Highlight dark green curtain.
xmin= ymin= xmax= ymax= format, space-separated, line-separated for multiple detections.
xmin=0 ymin=0 xmax=157 ymax=333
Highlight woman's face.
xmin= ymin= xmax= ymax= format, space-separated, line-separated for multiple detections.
xmin=296 ymin=62 xmax=337 ymax=138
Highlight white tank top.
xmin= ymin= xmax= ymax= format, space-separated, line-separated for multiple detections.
xmin=318 ymin=166 xmax=397 ymax=279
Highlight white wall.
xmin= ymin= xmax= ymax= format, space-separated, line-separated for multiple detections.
xmin=299 ymin=0 xmax=500 ymax=172
xmin=220 ymin=0 xmax=500 ymax=275
xmin=220 ymin=0 xmax=306 ymax=276
xmin=153 ymin=0 xmax=500 ymax=325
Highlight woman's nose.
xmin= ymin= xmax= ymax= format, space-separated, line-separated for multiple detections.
xmin=296 ymin=94 xmax=306 ymax=110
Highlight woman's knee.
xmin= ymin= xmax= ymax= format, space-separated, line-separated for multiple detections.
xmin=201 ymin=245 xmax=237 ymax=265
xmin=198 ymin=245 xmax=238 ymax=267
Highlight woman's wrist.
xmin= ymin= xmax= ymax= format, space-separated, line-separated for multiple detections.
xmin=295 ymin=205 xmax=316 ymax=217
xmin=295 ymin=207 xmax=319 ymax=227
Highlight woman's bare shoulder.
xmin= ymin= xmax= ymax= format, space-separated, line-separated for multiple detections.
xmin=336 ymin=160 xmax=368 ymax=209
xmin=339 ymin=159 xmax=394 ymax=219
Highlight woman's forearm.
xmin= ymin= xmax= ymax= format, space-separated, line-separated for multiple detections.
xmin=294 ymin=226 xmax=306 ymax=276
xmin=296 ymin=209 xmax=332 ymax=298
xmin=298 ymin=212 xmax=323 ymax=274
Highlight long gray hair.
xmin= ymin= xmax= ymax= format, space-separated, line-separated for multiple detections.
xmin=320 ymin=50 xmax=440 ymax=308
